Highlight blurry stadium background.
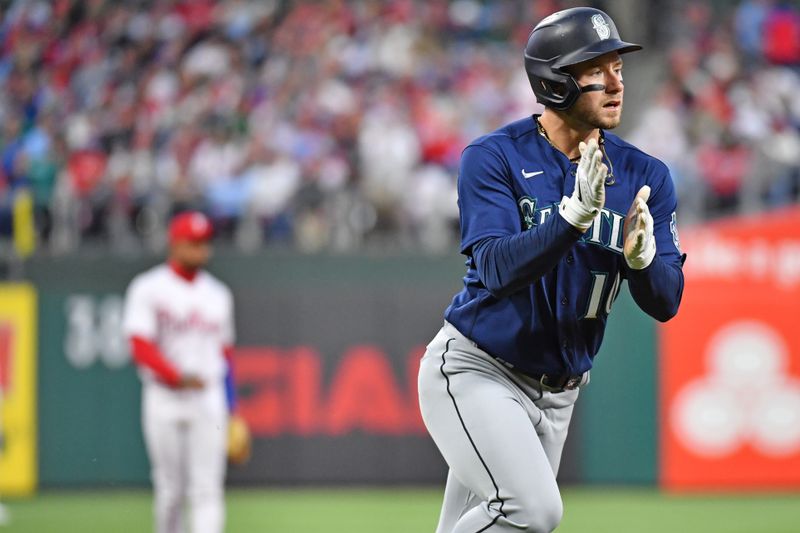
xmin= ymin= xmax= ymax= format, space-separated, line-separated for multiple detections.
xmin=1 ymin=0 xmax=800 ymax=531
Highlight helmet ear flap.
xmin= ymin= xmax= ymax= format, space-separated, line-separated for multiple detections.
xmin=538 ymin=76 xmax=581 ymax=110
xmin=541 ymin=79 xmax=564 ymax=97
xmin=525 ymin=54 xmax=582 ymax=110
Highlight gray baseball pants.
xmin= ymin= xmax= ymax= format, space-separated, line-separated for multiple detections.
xmin=418 ymin=322 xmax=581 ymax=533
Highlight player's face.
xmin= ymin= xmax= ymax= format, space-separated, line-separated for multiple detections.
xmin=565 ymin=52 xmax=625 ymax=130
xmin=171 ymin=240 xmax=212 ymax=270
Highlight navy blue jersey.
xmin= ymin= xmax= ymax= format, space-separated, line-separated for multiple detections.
xmin=444 ymin=115 xmax=684 ymax=377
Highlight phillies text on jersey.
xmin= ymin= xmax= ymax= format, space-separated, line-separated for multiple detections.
xmin=123 ymin=264 xmax=234 ymax=385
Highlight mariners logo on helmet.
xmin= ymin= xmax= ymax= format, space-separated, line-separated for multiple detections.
xmin=591 ymin=14 xmax=610 ymax=39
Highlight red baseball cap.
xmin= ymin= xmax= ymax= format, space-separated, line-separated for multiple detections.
xmin=168 ymin=211 xmax=214 ymax=243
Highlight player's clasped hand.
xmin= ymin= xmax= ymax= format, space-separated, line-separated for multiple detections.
xmin=623 ymin=185 xmax=657 ymax=269
xmin=559 ymin=138 xmax=608 ymax=231
xmin=178 ymin=374 xmax=205 ymax=390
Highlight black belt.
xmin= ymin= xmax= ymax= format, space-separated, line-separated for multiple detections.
xmin=534 ymin=372 xmax=584 ymax=392
xmin=493 ymin=356 xmax=585 ymax=392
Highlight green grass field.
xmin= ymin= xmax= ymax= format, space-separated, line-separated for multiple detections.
xmin=3 ymin=487 xmax=799 ymax=532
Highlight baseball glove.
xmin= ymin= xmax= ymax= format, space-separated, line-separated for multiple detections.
xmin=227 ymin=414 xmax=252 ymax=465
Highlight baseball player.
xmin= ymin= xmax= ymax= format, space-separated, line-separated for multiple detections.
xmin=123 ymin=211 xmax=241 ymax=533
xmin=418 ymin=7 xmax=685 ymax=533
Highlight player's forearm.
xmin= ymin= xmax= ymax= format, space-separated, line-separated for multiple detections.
xmin=129 ymin=335 xmax=182 ymax=387
xmin=473 ymin=214 xmax=583 ymax=299
xmin=626 ymin=255 xmax=684 ymax=322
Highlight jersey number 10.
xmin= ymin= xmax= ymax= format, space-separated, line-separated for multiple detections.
xmin=583 ymin=271 xmax=622 ymax=319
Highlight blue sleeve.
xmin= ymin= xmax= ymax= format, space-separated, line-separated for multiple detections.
xmin=458 ymin=143 xmax=583 ymax=298
xmin=457 ymin=144 xmax=526 ymax=254
xmin=625 ymin=162 xmax=685 ymax=322
xmin=225 ymin=361 xmax=236 ymax=413
xmin=473 ymin=215 xmax=583 ymax=299
xmin=626 ymin=255 xmax=684 ymax=322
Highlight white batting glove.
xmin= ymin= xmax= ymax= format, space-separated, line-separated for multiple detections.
xmin=559 ymin=139 xmax=607 ymax=231
xmin=623 ymin=185 xmax=656 ymax=270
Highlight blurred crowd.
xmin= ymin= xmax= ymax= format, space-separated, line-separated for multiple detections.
xmin=1 ymin=0 xmax=799 ymax=256
xmin=630 ymin=0 xmax=800 ymax=223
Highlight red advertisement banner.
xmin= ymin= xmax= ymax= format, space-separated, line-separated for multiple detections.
xmin=660 ymin=208 xmax=800 ymax=490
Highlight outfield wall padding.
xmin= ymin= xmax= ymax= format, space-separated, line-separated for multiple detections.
xmin=25 ymin=251 xmax=653 ymax=487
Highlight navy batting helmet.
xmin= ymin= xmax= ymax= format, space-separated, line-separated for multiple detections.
xmin=524 ymin=7 xmax=642 ymax=110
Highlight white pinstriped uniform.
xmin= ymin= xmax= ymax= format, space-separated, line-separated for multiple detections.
xmin=123 ymin=264 xmax=234 ymax=533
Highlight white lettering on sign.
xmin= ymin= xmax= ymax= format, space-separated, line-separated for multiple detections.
xmin=64 ymin=295 xmax=129 ymax=369
xmin=682 ymin=231 xmax=800 ymax=288
xmin=672 ymin=320 xmax=800 ymax=457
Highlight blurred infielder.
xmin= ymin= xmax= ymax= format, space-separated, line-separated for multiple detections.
xmin=418 ymin=7 xmax=685 ymax=533
xmin=123 ymin=211 xmax=249 ymax=533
